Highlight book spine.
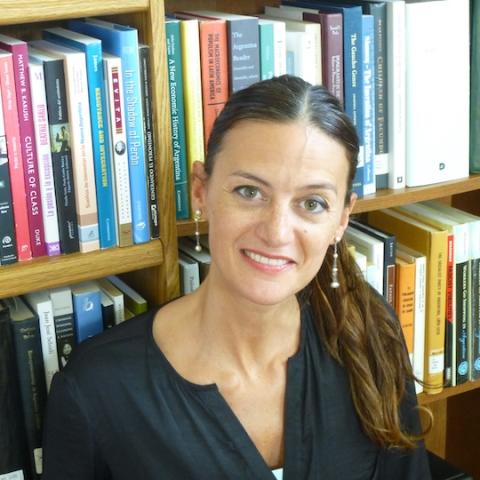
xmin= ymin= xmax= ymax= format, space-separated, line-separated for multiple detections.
xmin=6 ymin=43 xmax=46 ymax=257
xmin=103 ymin=55 xmax=133 ymax=247
xmin=272 ymin=21 xmax=287 ymax=76
xmin=72 ymin=288 xmax=103 ymax=343
xmin=10 ymin=313 xmax=47 ymax=478
xmin=165 ymin=21 xmax=190 ymax=220
xmin=395 ymin=260 xmax=415 ymax=365
xmin=362 ymin=15 xmax=375 ymax=197
xmin=226 ymin=18 xmax=260 ymax=93
xmin=61 ymin=50 xmax=100 ymax=253
xmin=138 ymin=44 xmax=160 ymax=239
xmin=471 ymin=0 xmax=480 ymax=173
xmin=444 ymin=233 xmax=454 ymax=387
xmin=42 ymin=58 xmax=80 ymax=254
xmin=259 ymin=22 xmax=275 ymax=80
xmin=413 ymin=256 xmax=426 ymax=394
xmin=366 ymin=2 xmax=389 ymax=189
xmin=455 ymin=261 xmax=469 ymax=384
xmin=180 ymin=19 xmax=206 ymax=175
xmin=198 ymin=20 xmax=229 ymax=145
xmin=0 ymin=55 xmax=32 ymax=261
xmin=28 ymin=60 xmax=61 ymax=257
xmin=471 ymin=258 xmax=480 ymax=380
xmin=0 ymin=88 xmax=18 ymax=265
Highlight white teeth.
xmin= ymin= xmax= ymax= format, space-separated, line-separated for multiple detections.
xmin=244 ymin=250 xmax=289 ymax=266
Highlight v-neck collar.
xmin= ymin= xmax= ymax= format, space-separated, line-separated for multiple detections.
xmin=150 ymin=307 xmax=309 ymax=479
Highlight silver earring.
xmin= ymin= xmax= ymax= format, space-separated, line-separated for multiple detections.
xmin=330 ymin=237 xmax=340 ymax=289
xmin=194 ymin=209 xmax=202 ymax=252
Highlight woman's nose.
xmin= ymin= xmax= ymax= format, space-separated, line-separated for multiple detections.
xmin=256 ymin=203 xmax=295 ymax=247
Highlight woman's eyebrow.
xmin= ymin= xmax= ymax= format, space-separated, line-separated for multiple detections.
xmin=229 ymin=171 xmax=271 ymax=187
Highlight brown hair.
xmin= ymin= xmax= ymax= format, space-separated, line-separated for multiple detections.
xmin=205 ymin=75 xmax=429 ymax=449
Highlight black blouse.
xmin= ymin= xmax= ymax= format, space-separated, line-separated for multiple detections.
xmin=42 ymin=305 xmax=431 ymax=479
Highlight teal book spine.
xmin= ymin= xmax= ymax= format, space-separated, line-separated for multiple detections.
xmin=166 ymin=19 xmax=190 ymax=220
xmin=258 ymin=20 xmax=275 ymax=80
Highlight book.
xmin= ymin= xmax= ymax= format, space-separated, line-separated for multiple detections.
xmin=405 ymin=0 xmax=470 ymax=187
xmin=96 ymin=277 xmax=125 ymax=325
xmin=71 ymin=281 xmax=103 ymax=343
xmin=28 ymin=56 xmax=61 ymax=257
xmin=100 ymin=291 xmax=115 ymax=329
xmin=185 ymin=10 xmax=260 ymax=93
xmin=69 ymin=18 xmax=151 ymax=244
xmin=471 ymin=0 xmax=480 ymax=173
xmin=397 ymin=243 xmax=426 ymax=394
xmin=0 ymin=301 xmax=29 ymax=479
xmin=178 ymin=237 xmax=212 ymax=281
xmin=7 ymin=295 xmax=47 ymax=479
xmin=165 ymin=19 xmax=190 ymax=220
xmin=24 ymin=290 xmax=59 ymax=392
xmin=49 ymin=286 xmax=75 ymax=369
xmin=28 ymin=47 xmax=80 ymax=255
xmin=29 ymin=40 xmax=100 ymax=253
xmin=0 ymin=50 xmax=32 ymax=261
xmin=0 ymin=85 xmax=17 ymax=265
xmin=107 ymin=275 xmax=148 ymax=315
xmin=178 ymin=251 xmax=201 ymax=295
xmin=268 ymin=18 xmax=287 ymax=76
xmin=103 ymin=52 xmax=133 ymax=247
xmin=258 ymin=19 xmax=275 ymax=80
xmin=42 ymin=27 xmax=118 ymax=249
xmin=368 ymin=208 xmax=448 ymax=394
xmin=138 ymin=43 xmax=160 ymax=239
xmin=0 ymin=35 xmax=46 ymax=258
xmin=395 ymin=256 xmax=415 ymax=366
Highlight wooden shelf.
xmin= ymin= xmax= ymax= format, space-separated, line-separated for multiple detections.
xmin=418 ymin=380 xmax=480 ymax=405
xmin=0 ymin=0 xmax=149 ymax=25
xmin=0 ymin=241 xmax=164 ymax=299
xmin=177 ymin=175 xmax=480 ymax=236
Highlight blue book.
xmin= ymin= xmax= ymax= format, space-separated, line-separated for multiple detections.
xmin=165 ymin=19 xmax=190 ymax=220
xmin=42 ymin=27 xmax=117 ymax=249
xmin=71 ymin=281 xmax=103 ymax=343
xmin=361 ymin=14 xmax=375 ymax=197
xmin=282 ymin=1 xmax=364 ymax=197
xmin=68 ymin=18 xmax=150 ymax=244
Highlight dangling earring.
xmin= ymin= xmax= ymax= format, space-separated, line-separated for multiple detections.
xmin=194 ymin=209 xmax=202 ymax=252
xmin=330 ymin=237 xmax=340 ymax=289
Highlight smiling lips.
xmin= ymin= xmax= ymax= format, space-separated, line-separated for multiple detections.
xmin=242 ymin=249 xmax=294 ymax=272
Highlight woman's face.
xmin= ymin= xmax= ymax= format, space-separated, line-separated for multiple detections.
xmin=192 ymin=120 xmax=356 ymax=307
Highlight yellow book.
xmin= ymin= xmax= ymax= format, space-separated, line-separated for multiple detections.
xmin=395 ymin=256 xmax=415 ymax=366
xmin=180 ymin=18 xmax=205 ymax=175
xmin=368 ymin=208 xmax=448 ymax=394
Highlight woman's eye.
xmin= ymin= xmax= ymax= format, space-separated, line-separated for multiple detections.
xmin=235 ymin=186 xmax=262 ymax=200
xmin=300 ymin=197 xmax=328 ymax=213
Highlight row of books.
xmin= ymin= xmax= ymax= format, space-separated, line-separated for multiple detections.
xmin=0 ymin=18 xmax=160 ymax=266
xmin=0 ymin=276 xmax=148 ymax=479
xmin=165 ymin=0 xmax=473 ymax=221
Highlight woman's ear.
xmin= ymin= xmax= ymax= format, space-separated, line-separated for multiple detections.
xmin=191 ymin=161 xmax=209 ymax=213
xmin=335 ymin=192 xmax=357 ymax=241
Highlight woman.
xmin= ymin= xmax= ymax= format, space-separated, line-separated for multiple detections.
xmin=43 ymin=75 xmax=431 ymax=479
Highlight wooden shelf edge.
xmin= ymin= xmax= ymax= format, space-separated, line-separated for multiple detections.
xmin=0 ymin=240 xmax=164 ymax=299
xmin=177 ymin=220 xmax=209 ymax=237
xmin=418 ymin=380 xmax=480 ymax=405
xmin=354 ymin=174 xmax=480 ymax=214
xmin=0 ymin=0 xmax=149 ymax=25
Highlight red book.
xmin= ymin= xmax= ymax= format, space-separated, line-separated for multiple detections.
xmin=175 ymin=13 xmax=229 ymax=145
xmin=0 ymin=35 xmax=46 ymax=257
xmin=0 ymin=50 xmax=32 ymax=261
xmin=303 ymin=12 xmax=343 ymax=103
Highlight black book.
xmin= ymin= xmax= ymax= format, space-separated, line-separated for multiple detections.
xmin=0 ymin=301 xmax=29 ymax=478
xmin=139 ymin=43 xmax=160 ymax=239
xmin=29 ymin=47 xmax=80 ymax=255
xmin=7 ymin=296 xmax=48 ymax=480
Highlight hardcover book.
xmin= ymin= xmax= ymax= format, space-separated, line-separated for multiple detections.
xmin=107 ymin=275 xmax=148 ymax=315
xmin=28 ymin=47 xmax=80 ymax=254
xmin=178 ymin=251 xmax=201 ymax=295
xmin=71 ymin=281 xmax=103 ymax=343
xmin=68 ymin=18 xmax=151 ymax=244
xmin=96 ymin=277 xmax=125 ymax=325
xmin=0 ymin=35 xmax=46 ymax=257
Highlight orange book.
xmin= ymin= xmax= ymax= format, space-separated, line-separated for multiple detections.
xmin=395 ymin=256 xmax=415 ymax=364
xmin=175 ymin=13 xmax=229 ymax=146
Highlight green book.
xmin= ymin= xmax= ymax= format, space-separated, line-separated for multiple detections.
xmin=258 ymin=19 xmax=275 ymax=80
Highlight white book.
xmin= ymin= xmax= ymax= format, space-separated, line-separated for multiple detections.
xmin=24 ymin=290 xmax=59 ymax=391
xmin=178 ymin=252 xmax=200 ymax=295
xmin=260 ymin=13 xmax=321 ymax=85
xmin=29 ymin=39 xmax=99 ymax=252
xmin=266 ymin=18 xmax=287 ymax=76
xmin=96 ymin=278 xmax=125 ymax=324
xmin=397 ymin=243 xmax=426 ymax=394
xmin=103 ymin=52 xmax=133 ymax=247
xmin=345 ymin=226 xmax=384 ymax=296
xmin=28 ymin=57 xmax=61 ymax=258
xmin=352 ymin=249 xmax=368 ymax=278
xmin=405 ymin=0 xmax=470 ymax=187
